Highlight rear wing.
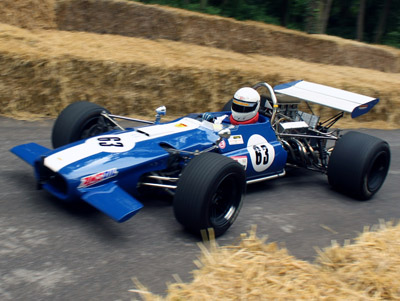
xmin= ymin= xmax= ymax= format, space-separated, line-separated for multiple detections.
xmin=273 ymin=80 xmax=379 ymax=118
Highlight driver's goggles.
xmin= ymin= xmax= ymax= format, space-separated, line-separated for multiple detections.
xmin=231 ymin=98 xmax=258 ymax=113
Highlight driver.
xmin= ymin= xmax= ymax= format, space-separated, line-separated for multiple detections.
xmin=202 ymin=87 xmax=261 ymax=125
xmin=229 ymin=87 xmax=261 ymax=125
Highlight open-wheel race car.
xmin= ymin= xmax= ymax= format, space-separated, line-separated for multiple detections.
xmin=11 ymin=80 xmax=391 ymax=237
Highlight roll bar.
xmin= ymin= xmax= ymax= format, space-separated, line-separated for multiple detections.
xmin=252 ymin=82 xmax=278 ymax=125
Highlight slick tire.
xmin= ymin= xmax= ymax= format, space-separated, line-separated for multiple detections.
xmin=327 ymin=131 xmax=390 ymax=200
xmin=52 ymin=101 xmax=110 ymax=148
xmin=173 ymin=152 xmax=246 ymax=237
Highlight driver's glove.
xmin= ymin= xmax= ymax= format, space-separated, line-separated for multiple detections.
xmin=202 ymin=112 xmax=215 ymax=122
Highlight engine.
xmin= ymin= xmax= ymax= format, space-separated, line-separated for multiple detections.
xmin=268 ymin=100 xmax=334 ymax=172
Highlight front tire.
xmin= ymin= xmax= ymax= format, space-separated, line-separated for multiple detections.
xmin=173 ymin=152 xmax=246 ymax=237
xmin=328 ymin=131 xmax=390 ymax=200
xmin=52 ymin=101 xmax=112 ymax=148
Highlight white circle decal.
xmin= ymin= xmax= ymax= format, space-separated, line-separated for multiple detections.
xmin=85 ymin=132 xmax=136 ymax=153
xmin=247 ymin=134 xmax=275 ymax=172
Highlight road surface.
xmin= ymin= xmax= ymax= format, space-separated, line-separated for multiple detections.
xmin=1 ymin=116 xmax=399 ymax=300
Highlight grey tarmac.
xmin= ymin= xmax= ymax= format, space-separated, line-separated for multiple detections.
xmin=1 ymin=116 xmax=399 ymax=300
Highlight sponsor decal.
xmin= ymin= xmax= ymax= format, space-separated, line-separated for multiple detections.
xmin=247 ymin=135 xmax=275 ymax=172
xmin=78 ymin=168 xmax=118 ymax=188
xmin=175 ymin=123 xmax=188 ymax=128
xmin=231 ymin=155 xmax=248 ymax=170
xmin=219 ymin=140 xmax=226 ymax=149
xmin=228 ymin=135 xmax=244 ymax=145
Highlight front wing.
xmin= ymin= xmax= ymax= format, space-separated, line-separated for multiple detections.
xmin=11 ymin=143 xmax=143 ymax=222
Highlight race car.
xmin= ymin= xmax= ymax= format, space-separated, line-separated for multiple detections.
xmin=10 ymin=80 xmax=391 ymax=237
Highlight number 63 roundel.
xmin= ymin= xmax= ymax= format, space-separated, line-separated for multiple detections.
xmin=247 ymin=134 xmax=275 ymax=172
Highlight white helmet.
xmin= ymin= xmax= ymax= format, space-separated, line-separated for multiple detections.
xmin=231 ymin=87 xmax=260 ymax=122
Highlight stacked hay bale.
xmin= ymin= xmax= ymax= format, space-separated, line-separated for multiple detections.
xmin=0 ymin=0 xmax=57 ymax=29
xmin=0 ymin=23 xmax=399 ymax=127
xmin=0 ymin=0 xmax=399 ymax=127
xmin=55 ymin=0 xmax=400 ymax=73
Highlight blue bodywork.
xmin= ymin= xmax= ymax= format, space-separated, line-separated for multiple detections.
xmin=11 ymin=112 xmax=287 ymax=223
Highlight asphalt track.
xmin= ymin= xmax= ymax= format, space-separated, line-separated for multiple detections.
xmin=1 ymin=116 xmax=399 ymax=300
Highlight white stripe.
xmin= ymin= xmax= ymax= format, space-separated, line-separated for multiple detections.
xmin=44 ymin=118 xmax=201 ymax=172
xmin=44 ymin=131 xmax=142 ymax=172
xmin=44 ymin=143 xmax=101 ymax=172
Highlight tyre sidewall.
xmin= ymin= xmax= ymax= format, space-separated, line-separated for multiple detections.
xmin=174 ymin=152 xmax=245 ymax=237
xmin=359 ymin=144 xmax=390 ymax=199
xmin=52 ymin=101 xmax=109 ymax=148
xmin=328 ymin=131 xmax=390 ymax=200
xmin=199 ymin=163 xmax=245 ymax=234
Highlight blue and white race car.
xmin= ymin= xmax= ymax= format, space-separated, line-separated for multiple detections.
xmin=11 ymin=81 xmax=391 ymax=237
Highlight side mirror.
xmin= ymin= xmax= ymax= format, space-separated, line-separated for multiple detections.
xmin=155 ymin=106 xmax=166 ymax=123
xmin=156 ymin=106 xmax=166 ymax=116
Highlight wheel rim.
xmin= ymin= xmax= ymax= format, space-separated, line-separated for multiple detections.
xmin=367 ymin=151 xmax=389 ymax=192
xmin=209 ymin=173 xmax=242 ymax=229
xmin=80 ymin=116 xmax=110 ymax=140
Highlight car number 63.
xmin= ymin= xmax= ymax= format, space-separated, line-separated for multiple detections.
xmin=247 ymin=134 xmax=275 ymax=172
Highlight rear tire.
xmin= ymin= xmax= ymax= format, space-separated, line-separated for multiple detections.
xmin=52 ymin=101 xmax=112 ymax=148
xmin=328 ymin=131 xmax=390 ymax=200
xmin=173 ymin=152 xmax=246 ymax=237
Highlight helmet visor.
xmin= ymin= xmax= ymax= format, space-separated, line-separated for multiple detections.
xmin=231 ymin=99 xmax=258 ymax=113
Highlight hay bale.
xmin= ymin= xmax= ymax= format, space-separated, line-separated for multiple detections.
xmin=1 ymin=0 xmax=399 ymax=73
xmin=316 ymin=220 xmax=400 ymax=299
xmin=53 ymin=0 xmax=400 ymax=73
xmin=0 ymin=0 xmax=56 ymax=29
xmin=0 ymin=24 xmax=399 ymax=128
xmin=1 ymin=0 xmax=399 ymax=72
xmin=131 ymin=223 xmax=400 ymax=300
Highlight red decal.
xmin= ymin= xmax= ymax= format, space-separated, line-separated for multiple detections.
xmin=78 ymin=168 xmax=118 ymax=188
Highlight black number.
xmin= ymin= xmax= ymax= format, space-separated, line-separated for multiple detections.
xmin=253 ymin=144 xmax=269 ymax=165
xmin=97 ymin=137 xmax=123 ymax=147
xmin=253 ymin=145 xmax=262 ymax=165
xmin=261 ymin=145 xmax=269 ymax=164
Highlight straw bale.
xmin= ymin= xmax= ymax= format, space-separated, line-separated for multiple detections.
xmin=1 ymin=0 xmax=399 ymax=72
xmin=0 ymin=0 xmax=57 ymax=30
xmin=131 ymin=223 xmax=400 ymax=300
xmin=0 ymin=23 xmax=399 ymax=128
xmin=53 ymin=0 xmax=400 ymax=73
xmin=316 ymin=220 xmax=400 ymax=299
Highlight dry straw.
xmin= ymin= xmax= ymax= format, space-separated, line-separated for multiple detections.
xmin=131 ymin=222 xmax=400 ymax=300
xmin=0 ymin=0 xmax=399 ymax=128
xmin=0 ymin=23 xmax=399 ymax=127
xmin=54 ymin=0 xmax=400 ymax=73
